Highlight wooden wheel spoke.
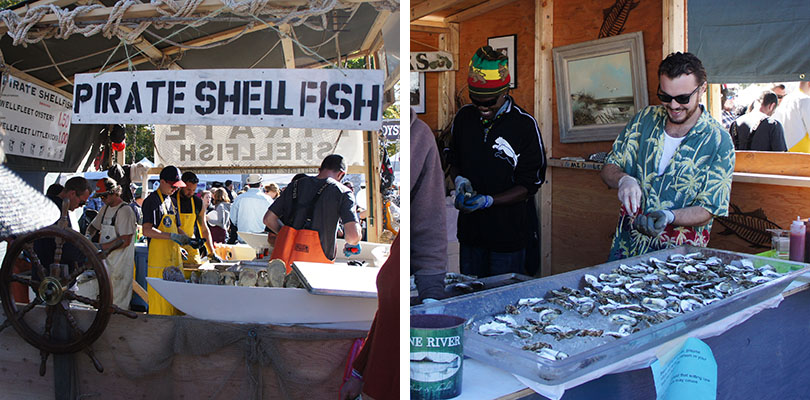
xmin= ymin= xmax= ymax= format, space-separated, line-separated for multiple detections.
xmin=14 ymin=297 xmax=44 ymax=320
xmin=52 ymin=237 xmax=64 ymax=267
xmin=63 ymin=292 xmax=137 ymax=319
xmin=58 ymin=302 xmax=86 ymax=339
xmin=22 ymin=243 xmax=47 ymax=281
xmin=11 ymin=273 xmax=40 ymax=289
xmin=63 ymin=291 xmax=98 ymax=308
xmin=64 ymin=262 xmax=89 ymax=288
xmin=39 ymin=350 xmax=50 ymax=376
xmin=42 ymin=306 xmax=55 ymax=341
xmin=0 ymin=318 xmax=12 ymax=334
xmin=85 ymin=346 xmax=104 ymax=373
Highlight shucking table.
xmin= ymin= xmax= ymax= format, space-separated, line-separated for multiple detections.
xmin=412 ymin=247 xmax=810 ymax=400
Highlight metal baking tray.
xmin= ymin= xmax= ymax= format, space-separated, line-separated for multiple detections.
xmin=410 ymin=246 xmax=809 ymax=385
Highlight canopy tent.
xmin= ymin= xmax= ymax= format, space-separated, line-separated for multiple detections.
xmin=1 ymin=0 xmax=399 ymax=242
xmin=0 ymin=0 xmax=399 ymax=172
xmin=688 ymin=0 xmax=810 ymax=84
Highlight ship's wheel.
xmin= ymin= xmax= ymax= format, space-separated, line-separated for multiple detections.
xmin=0 ymin=202 xmax=136 ymax=376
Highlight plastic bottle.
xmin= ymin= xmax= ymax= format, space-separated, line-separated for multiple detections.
xmin=804 ymin=219 xmax=810 ymax=263
xmin=789 ymin=217 xmax=805 ymax=262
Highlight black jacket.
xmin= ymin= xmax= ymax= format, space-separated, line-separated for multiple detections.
xmin=731 ymin=112 xmax=787 ymax=151
xmin=449 ymin=97 xmax=546 ymax=252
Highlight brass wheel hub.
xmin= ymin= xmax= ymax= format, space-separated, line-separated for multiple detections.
xmin=38 ymin=276 xmax=64 ymax=306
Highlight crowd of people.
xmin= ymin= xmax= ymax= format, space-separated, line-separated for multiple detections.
xmin=37 ymin=154 xmax=367 ymax=315
xmin=721 ymin=81 xmax=810 ymax=152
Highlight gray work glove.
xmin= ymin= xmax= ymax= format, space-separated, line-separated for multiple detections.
xmin=170 ymin=233 xmax=191 ymax=246
xmin=634 ymin=210 xmax=675 ymax=237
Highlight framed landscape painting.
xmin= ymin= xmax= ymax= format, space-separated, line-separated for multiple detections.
xmin=553 ymin=32 xmax=648 ymax=143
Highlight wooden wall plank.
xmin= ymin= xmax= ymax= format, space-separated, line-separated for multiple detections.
xmin=551 ymin=0 xmax=663 ymax=159
xmin=537 ymin=0 xmax=553 ymax=277
xmin=453 ymin=0 xmax=537 ymax=116
xmin=410 ymin=30 xmax=442 ymax=131
xmin=735 ymin=151 xmax=810 ymax=177
xmin=550 ymin=168 xmax=618 ymax=274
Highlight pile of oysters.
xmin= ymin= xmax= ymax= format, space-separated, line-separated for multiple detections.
xmin=189 ymin=260 xmax=305 ymax=288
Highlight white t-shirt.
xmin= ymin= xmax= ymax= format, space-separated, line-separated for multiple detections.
xmin=772 ymin=90 xmax=810 ymax=150
xmin=658 ymin=131 xmax=686 ymax=176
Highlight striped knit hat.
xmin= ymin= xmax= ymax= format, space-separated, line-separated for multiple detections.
xmin=468 ymin=46 xmax=510 ymax=95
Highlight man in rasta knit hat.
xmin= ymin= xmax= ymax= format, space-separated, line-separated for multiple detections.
xmin=448 ymin=45 xmax=547 ymax=278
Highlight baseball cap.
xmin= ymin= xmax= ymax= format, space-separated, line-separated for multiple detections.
xmin=246 ymin=174 xmax=262 ymax=185
xmin=160 ymin=166 xmax=186 ymax=188
xmin=93 ymin=178 xmax=118 ymax=197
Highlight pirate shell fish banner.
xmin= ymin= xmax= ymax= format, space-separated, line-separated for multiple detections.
xmin=72 ymin=69 xmax=384 ymax=131
xmin=153 ymin=125 xmax=364 ymax=170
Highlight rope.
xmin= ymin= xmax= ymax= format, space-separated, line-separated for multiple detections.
xmin=0 ymin=49 xmax=8 ymax=98
xmin=22 ymin=44 xmax=120 ymax=73
xmin=0 ymin=0 xmax=349 ymax=46
xmin=249 ymin=36 xmax=281 ymax=68
xmin=1 ymin=0 xmax=364 ymax=82
xmin=40 ymin=39 xmax=72 ymax=87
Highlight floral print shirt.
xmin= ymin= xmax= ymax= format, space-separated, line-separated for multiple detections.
xmin=605 ymin=105 xmax=735 ymax=260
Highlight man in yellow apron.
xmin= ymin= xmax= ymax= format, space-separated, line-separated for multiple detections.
xmin=141 ymin=166 xmax=192 ymax=315
xmin=176 ymin=171 xmax=219 ymax=265
xmin=86 ymin=178 xmax=137 ymax=309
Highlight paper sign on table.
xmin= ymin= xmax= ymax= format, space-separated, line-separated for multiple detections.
xmin=651 ymin=337 xmax=717 ymax=400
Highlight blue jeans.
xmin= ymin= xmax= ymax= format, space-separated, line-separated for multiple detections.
xmin=459 ymin=244 xmax=525 ymax=278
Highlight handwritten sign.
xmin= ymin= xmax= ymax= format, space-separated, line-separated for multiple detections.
xmin=410 ymin=51 xmax=455 ymax=72
xmin=72 ymin=69 xmax=384 ymax=130
xmin=651 ymin=337 xmax=717 ymax=400
xmin=0 ymin=74 xmax=72 ymax=161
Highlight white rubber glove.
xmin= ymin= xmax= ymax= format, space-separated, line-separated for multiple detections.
xmin=617 ymin=175 xmax=642 ymax=215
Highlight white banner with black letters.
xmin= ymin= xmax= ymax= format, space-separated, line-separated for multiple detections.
xmin=0 ymin=74 xmax=72 ymax=161
xmin=72 ymin=69 xmax=384 ymax=130
xmin=153 ymin=125 xmax=364 ymax=169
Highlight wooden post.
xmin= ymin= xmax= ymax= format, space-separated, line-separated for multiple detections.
xmin=662 ymin=0 xmax=686 ymax=56
xmin=437 ymin=23 xmax=459 ymax=131
xmin=363 ymin=129 xmax=384 ymax=243
xmin=536 ymin=0 xmax=553 ymax=277
xmin=709 ymin=83 xmax=721 ymax=120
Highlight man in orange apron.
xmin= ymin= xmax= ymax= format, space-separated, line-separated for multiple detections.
xmin=141 ymin=166 xmax=192 ymax=315
xmin=176 ymin=171 xmax=219 ymax=265
xmin=264 ymin=154 xmax=362 ymax=272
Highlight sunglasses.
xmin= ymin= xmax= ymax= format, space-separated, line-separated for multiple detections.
xmin=470 ymin=95 xmax=501 ymax=108
xmin=777 ymin=94 xmax=785 ymax=99
xmin=657 ymin=84 xmax=702 ymax=105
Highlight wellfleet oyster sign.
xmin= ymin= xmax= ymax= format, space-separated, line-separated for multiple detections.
xmin=0 ymin=73 xmax=72 ymax=161
xmin=71 ymin=69 xmax=384 ymax=130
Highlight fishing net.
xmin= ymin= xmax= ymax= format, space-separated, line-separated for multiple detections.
xmin=87 ymin=315 xmax=366 ymax=399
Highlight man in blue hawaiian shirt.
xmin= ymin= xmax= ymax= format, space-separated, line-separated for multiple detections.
xmin=600 ymin=52 xmax=735 ymax=260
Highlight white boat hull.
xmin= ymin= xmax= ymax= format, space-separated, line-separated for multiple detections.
xmin=147 ymin=278 xmax=378 ymax=324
